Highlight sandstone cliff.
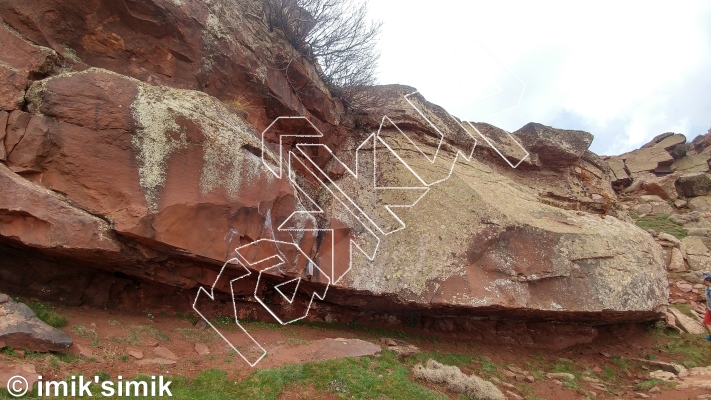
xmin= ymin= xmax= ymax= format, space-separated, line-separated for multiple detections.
xmin=0 ymin=0 xmax=670 ymax=348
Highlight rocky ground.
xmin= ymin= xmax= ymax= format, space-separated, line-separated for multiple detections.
xmin=2 ymin=297 xmax=711 ymax=399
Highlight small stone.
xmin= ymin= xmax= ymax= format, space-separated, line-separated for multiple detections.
xmin=74 ymin=343 xmax=93 ymax=358
xmin=507 ymin=365 xmax=526 ymax=374
xmin=143 ymin=339 xmax=159 ymax=347
xmin=502 ymin=370 xmax=516 ymax=378
xmin=506 ymin=390 xmax=524 ymax=400
xmin=136 ymin=358 xmax=177 ymax=366
xmin=194 ymin=319 xmax=207 ymax=330
xmin=524 ymin=375 xmax=535 ymax=383
xmin=583 ymin=376 xmax=600 ymax=383
xmin=601 ymin=352 xmax=611 ymax=358
xmin=498 ymin=381 xmax=516 ymax=390
xmin=675 ymin=200 xmax=688 ymax=208
xmin=649 ymin=386 xmax=661 ymax=393
xmin=669 ymin=248 xmax=688 ymax=272
xmin=547 ymin=372 xmax=575 ymax=380
xmin=0 ymin=364 xmax=37 ymax=389
xmin=591 ymin=383 xmax=607 ymax=391
xmin=127 ymin=348 xmax=144 ymax=360
xmin=515 ymin=374 xmax=526 ymax=382
xmin=592 ymin=366 xmax=603 ymax=374
xmin=154 ymin=346 xmax=178 ymax=361
xmin=677 ymin=281 xmax=694 ymax=293
xmin=659 ymin=232 xmax=682 ymax=245
xmin=552 ymin=379 xmax=563 ymax=386
xmin=15 ymin=349 xmax=25 ymax=358
xmin=194 ymin=343 xmax=209 ymax=356
xmin=386 ymin=339 xmax=397 ymax=347
xmin=649 ymin=370 xmax=675 ymax=381
xmin=635 ymin=393 xmax=650 ymax=398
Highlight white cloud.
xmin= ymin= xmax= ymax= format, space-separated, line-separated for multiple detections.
xmin=368 ymin=0 xmax=711 ymax=155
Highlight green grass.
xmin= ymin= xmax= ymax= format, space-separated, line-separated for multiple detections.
xmin=650 ymin=324 xmax=711 ymax=368
xmin=671 ymin=304 xmax=698 ymax=320
xmin=408 ymin=351 xmax=474 ymax=369
xmin=71 ymin=324 xmax=98 ymax=340
xmin=175 ymin=312 xmax=200 ymax=324
xmin=0 ymin=351 xmax=451 ymax=399
xmin=633 ymin=213 xmax=688 ymax=239
xmin=24 ymin=300 xmax=67 ymax=328
xmin=109 ymin=324 xmax=169 ymax=345
xmin=549 ymin=358 xmax=583 ymax=379
xmin=634 ymin=378 xmax=675 ymax=391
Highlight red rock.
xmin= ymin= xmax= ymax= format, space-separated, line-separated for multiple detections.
xmin=0 ymin=0 xmax=341 ymax=130
xmin=676 ymin=282 xmax=694 ymax=293
xmin=0 ymin=110 xmax=8 ymax=159
xmin=0 ymin=19 xmax=59 ymax=77
xmin=0 ymin=163 xmax=121 ymax=255
xmin=0 ymin=64 xmax=25 ymax=111
xmin=194 ymin=343 xmax=209 ymax=356
xmin=74 ymin=343 xmax=93 ymax=358
xmin=0 ymin=364 xmax=37 ymax=390
xmin=127 ymin=348 xmax=144 ymax=360
xmin=154 ymin=346 xmax=177 ymax=361
xmin=3 ymin=110 xmax=29 ymax=155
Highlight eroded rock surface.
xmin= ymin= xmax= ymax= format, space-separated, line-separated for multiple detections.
xmin=0 ymin=294 xmax=72 ymax=352
xmin=0 ymin=0 xmax=672 ymax=347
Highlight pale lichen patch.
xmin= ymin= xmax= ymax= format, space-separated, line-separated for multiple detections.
xmin=129 ymin=81 xmax=273 ymax=210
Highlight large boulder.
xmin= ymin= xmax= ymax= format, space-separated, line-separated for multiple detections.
xmin=0 ymin=0 xmax=670 ymax=344
xmin=681 ymin=237 xmax=711 ymax=271
xmin=0 ymin=293 xmax=72 ymax=352
xmin=620 ymin=147 xmax=674 ymax=174
xmin=676 ymin=173 xmax=711 ymax=198
xmin=513 ymin=122 xmax=593 ymax=167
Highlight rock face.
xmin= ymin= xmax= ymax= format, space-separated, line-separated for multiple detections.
xmin=0 ymin=293 xmax=72 ymax=351
xmin=0 ymin=0 xmax=669 ymax=348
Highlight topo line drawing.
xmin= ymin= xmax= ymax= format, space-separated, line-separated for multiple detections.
xmin=195 ymin=64 xmax=529 ymax=366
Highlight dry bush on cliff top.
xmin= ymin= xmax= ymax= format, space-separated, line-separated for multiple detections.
xmin=257 ymin=0 xmax=382 ymax=107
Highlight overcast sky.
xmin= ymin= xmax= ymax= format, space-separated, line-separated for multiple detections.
xmin=367 ymin=1 xmax=711 ymax=155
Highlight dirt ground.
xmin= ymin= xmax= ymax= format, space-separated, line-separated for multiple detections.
xmin=3 ymin=305 xmax=711 ymax=400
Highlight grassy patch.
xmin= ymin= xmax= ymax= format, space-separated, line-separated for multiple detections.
xmin=550 ymin=358 xmax=583 ymax=379
xmin=71 ymin=324 xmax=99 ymax=341
xmin=650 ymin=323 xmax=711 ymax=368
xmin=176 ymin=327 xmax=219 ymax=343
xmin=634 ymin=378 xmax=675 ymax=391
xmin=166 ymin=352 xmax=445 ymax=399
xmin=25 ymin=300 xmax=67 ymax=328
xmin=109 ymin=324 xmax=169 ymax=345
xmin=175 ymin=312 xmax=200 ymax=324
xmin=408 ymin=351 xmax=474 ymax=369
xmin=633 ymin=213 xmax=688 ymax=239
xmin=671 ymin=304 xmax=698 ymax=320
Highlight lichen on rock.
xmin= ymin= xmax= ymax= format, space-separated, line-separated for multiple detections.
xmin=130 ymin=82 xmax=268 ymax=210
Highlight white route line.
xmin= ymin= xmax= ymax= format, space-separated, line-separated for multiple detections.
xmin=197 ymin=79 xmax=529 ymax=366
